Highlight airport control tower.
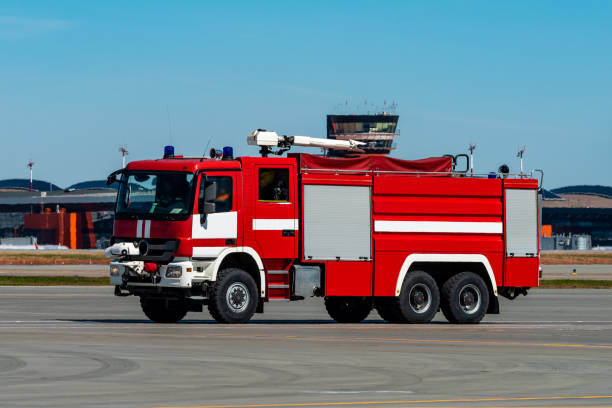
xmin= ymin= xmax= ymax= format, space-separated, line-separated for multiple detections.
xmin=326 ymin=113 xmax=399 ymax=156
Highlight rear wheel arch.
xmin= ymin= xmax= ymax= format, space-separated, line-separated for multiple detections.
xmin=410 ymin=261 xmax=498 ymax=312
xmin=395 ymin=254 xmax=498 ymax=312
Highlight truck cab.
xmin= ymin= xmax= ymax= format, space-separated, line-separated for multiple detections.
xmin=108 ymin=151 xmax=300 ymax=323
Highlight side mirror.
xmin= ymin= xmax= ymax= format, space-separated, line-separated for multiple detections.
xmin=199 ymin=181 xmax=217 ymax=215
xmin=106 ymin=169 xmax=125 ymax=186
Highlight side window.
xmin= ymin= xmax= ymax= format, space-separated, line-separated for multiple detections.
xmin=199 ymin=176 xmax=233 ymax=213
xmin=259 ymin=168 xmax=289 ymax=202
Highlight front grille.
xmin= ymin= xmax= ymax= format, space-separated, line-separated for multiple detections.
xmin=114 ymin=238 xmax=178 ymax=262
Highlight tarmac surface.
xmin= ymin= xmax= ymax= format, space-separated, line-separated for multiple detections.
xmin=0 ymin=286 xmax=611 ymax=408
xmin=540 ymin=264 xmax=612 ymax=280
xmin=2 ymin=264 xmax=612 ymax=280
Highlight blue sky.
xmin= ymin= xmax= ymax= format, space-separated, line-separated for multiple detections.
xmin=1 ymin=1 xmax=610 ymax=189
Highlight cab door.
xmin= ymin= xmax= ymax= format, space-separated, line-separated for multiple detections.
xmin=192 ymin=171 xmax=241 ymax=258
xmin=253 ymin=164 xmax=298 ymax=260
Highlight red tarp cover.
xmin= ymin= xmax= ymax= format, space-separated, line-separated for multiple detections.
xmin=289 ymin=154 xmax=453 ymax=173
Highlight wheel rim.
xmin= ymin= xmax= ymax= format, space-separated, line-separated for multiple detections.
xmin=458 ymin=284 xmax=481 ymax=315
xmin=226 ymin=282 xmax=249 ymax=313
xmin=408 ymin=283 xmax=432 ymax=314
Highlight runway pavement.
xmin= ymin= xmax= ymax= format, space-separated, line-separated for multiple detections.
xmin=0 ymin=287 xmax=611 ymax=408
xmin=540 ymin=264 xmax=612 ymax=280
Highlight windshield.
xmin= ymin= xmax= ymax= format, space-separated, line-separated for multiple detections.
xmin=115 ymin=171 xmax=195 ymax=220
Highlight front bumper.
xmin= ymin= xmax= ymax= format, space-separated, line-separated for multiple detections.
xmin=110 ymin=259 xmax=215 ymax=289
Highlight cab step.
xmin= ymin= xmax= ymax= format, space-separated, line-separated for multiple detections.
xmin=267 ymin=270 xmax=290 ymax=300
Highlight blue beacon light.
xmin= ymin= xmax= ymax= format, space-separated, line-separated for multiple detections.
xmin=164 ymin=145 xmax=175 ymax=158
xmin=222 ymin=146 xmax=234 ymax=160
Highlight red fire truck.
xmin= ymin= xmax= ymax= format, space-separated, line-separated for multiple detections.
xmin=106 ymin=130 xmax=540 ymax=324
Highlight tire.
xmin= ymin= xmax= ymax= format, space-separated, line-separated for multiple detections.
xmin=325 ymin=297 xmax=372 ymax=323
xmin=378 ymin=271 xmax=440 ymax=324
xmin=396 ymin=270 xmax=440 ymax=323
xmin=208 ymin=268 xmax=258 ymax=323
xmin=441 ymin=272 xmax=489 ymax=324
xmin=140 ymin=298 xmax=187 ymax=323
xmin=375 ymin=299 xmax=407 ymax=323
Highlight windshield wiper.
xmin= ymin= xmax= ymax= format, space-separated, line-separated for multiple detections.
xmin=116 ymin=213 xmax=139 ymax=220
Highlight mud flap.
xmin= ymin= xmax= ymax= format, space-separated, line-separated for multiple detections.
xmin=487 ymin=295 xmax=500 ymax=314
xmin=256 ymin=298 xmax=264 ymax=313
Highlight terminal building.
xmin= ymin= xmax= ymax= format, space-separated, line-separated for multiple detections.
xmin=0 ymin=179 xmax=115 ymax=249
xmin=541 ymin=185 xmax=612 ymax=249
xmin=3 ymin=180 xmax=611 ymax=250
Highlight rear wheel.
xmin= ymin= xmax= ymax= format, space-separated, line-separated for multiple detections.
xmin=208 ymin=268 xmax=258 ymax=323
xmin=441 ymin=272 xmax=489 ymax=324
xmin=140 ymin=298 xmax=187 ymax=323
xmin=377 ymin=271 xmax=440 ymax=324
xmin=397 ymin=271 xmax=440 ymax=323
xmin=325 ymin=297 xmax=372 ymax=323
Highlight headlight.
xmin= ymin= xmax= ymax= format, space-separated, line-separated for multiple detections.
xmin=110 ymin=265 xmax=121 ymax=276
xmin=165 ymin=265 xmax=182 ymax=278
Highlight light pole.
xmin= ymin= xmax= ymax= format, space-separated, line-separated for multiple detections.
xmin=27 ymin=160 xmax=35 ymax=191
xmin=119 ymin=145 xmax=129 ymax=168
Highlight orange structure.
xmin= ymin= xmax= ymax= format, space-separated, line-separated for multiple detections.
xmin=23 ymin=209 xmax=96 ymax=248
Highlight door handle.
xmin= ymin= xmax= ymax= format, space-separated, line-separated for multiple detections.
xmin=282 ymin=230 xmax=295 ymax=237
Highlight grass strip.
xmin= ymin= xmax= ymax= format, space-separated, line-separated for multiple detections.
xmin=0 ymin=251 xmax=107 ymax=265
xmin=539 ymin=279 xmax=612 ymax=289
xmin=0 ymin=276 xmax=108 ymax=286
xmin=540 ymin=251 xmax=612 ymax=264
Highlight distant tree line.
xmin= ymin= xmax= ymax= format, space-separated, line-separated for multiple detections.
xmin=551 ymin=185 xmax=612 ymax=198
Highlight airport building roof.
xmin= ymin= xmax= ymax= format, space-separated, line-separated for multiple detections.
xmin=543 ymin=194 xmax=612 ymax=209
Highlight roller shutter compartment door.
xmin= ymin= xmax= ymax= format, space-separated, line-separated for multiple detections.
xmin=505 ymin=188 xmax=538 ymax=257
xmin=303 ymin=185 xmax=371 ymax=261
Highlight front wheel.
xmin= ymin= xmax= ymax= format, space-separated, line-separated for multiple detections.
xmin=325 ymin=297 xmax=372 ymax=323
xmin=140 ymin=298 xmax=187 ymax=323
xmin=441 ymin=272 xmax=489 ymax=324
xmin=208 ymin=268 xmax=258 ymax=323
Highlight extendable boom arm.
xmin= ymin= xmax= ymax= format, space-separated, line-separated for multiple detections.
xmin=248 ymin=130 xmax=365 ymax=155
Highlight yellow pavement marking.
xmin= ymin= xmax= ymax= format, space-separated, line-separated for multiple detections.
xmin=155 ymin=395 xmax=612 ymax=408
xmin=385 ymin=406 xmax=611 ymax=408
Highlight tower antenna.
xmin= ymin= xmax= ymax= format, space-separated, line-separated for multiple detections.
xmin=119 ymin=145 xmax=129 ymax=168
xmin=204 ymin=139 xmax=212 ymax=157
